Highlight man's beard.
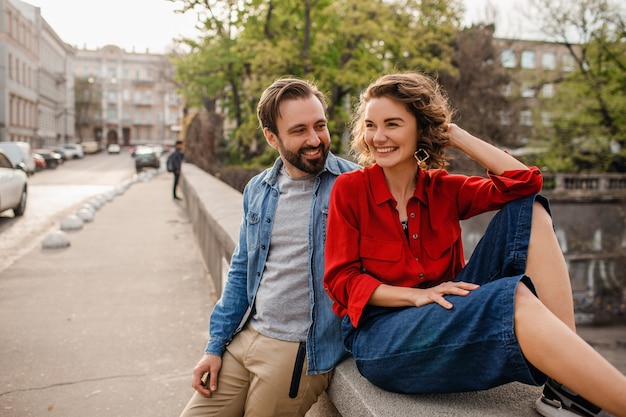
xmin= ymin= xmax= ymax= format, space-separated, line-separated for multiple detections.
xmin=278 ymin=140 xmax=329 ymax=175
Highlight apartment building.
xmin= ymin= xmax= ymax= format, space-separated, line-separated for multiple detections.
xmin=74 ymin=45 xmax=182 ymax=147
xmin=0 ymin=0 xmax=74 ymax=147
xmin=494 ymin=38 xmax=578 ymax=145
xmin=0 ymin=0 xmax=182 ymax=152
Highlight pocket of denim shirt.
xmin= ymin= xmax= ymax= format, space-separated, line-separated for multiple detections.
xmin=245 ymin=210 xmax=261 ymax=251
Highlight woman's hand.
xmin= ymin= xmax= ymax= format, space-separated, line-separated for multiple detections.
xmin=413 ymin=281 xmax=479 ymax=309
xmin=369 ymin=281 xmax=479 ymax=309
xmin=445 ymin=123 xmax=463 ymax=149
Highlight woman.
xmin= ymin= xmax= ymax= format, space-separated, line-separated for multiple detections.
xmin=323 ymin=72 xmax=626 ymax=417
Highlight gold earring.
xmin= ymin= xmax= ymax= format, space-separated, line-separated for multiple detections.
xmin=414 ymin=149 xmax=430 ymax=165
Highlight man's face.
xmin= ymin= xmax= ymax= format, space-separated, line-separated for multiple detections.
xmin=264 ymin=96 xmax=330 ymax=178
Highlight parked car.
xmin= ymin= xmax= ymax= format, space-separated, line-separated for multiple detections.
xmin=53 ymin=147 xmax=69 ymax=162
xmin=0 ymin=141 xmax=36 ymax=175
xmin=32 ymin=153 xmax=46 ymax=171
xmin=59 ymin=143 xmax=84 ymax=159
xmin=134 ymin=148 xmax=160 ymax=172
xmin=145 ymin=143 xmax=165 ymax=157
xmin=33 ymin=149 xmax=63 ymax=169
xmin=81 ymin=141 xmax=100 ymax=155
xmin=0 ymin=149 xmax=27 ymax=216
xmin=107 ymin=143 xmax=121 ymax=154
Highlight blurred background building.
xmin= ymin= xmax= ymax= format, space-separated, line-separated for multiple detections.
xmin=0 ymin=0 xmax=183 ymax=151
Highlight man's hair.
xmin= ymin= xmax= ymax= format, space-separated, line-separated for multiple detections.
xmin=350 ymin=72 xmax=452 ymax=168
xmin=175 ymin=140 xmax=183 ymax=145
xmin=257 ymin=77 xmax=327 ymax=135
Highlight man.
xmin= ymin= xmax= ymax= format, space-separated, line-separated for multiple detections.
xmin=168 ymin=140 xmax=185 ymax=200
xmin=180 ymin=78 xmax=359 ymax=417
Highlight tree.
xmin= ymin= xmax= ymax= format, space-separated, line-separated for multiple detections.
xmin=437 ymin=24 xmax=524 ymax=174
xmin=529 ymin=0 xmax=626 ymax=172
xmin=169 ymin=0 xmax=463 ymax=168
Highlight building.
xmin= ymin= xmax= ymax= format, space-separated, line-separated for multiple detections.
xmin=0 ymin=0 xmax=74 ymax=146
xmin=74 ymin=45 xmax=182 ymax=148
xmin=38 ymin=11 xmax=75 ymax=147
xmin=0 ymin=0 xmax=183 ymax=152
xmin=494 ymin=37 xmax=579 ymax=146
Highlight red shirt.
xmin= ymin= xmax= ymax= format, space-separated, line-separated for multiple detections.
xmin=323 ymin=164 xmax=543 ymax=327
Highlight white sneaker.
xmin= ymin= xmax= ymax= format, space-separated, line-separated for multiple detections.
xmin=535 ymin=379 xmax=615 ymax=417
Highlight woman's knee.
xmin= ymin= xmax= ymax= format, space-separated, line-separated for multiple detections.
xmin=514 ymin=280 xmax=541 ymax=311
xmin=531 ymin=200 xmax=554 ymax=232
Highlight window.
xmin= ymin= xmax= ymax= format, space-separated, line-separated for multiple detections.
xmin=499 ymin=110 xmax=511 ymax=126
xmin=502 ymin=83 xmax=513 ymax=96
xmin=501 ymin=49 xmax=516 ymax=68
xmin=520 ymin=110 xmax=533 ymax=126
xmin=521 ymin=50 xmax=536 ymax=69
xmin=541 ymin=112 xmax=552 ymax=126
xmin=521 ymin=83 xmax=535 ymax=98
xmin=106 ymin=66 xmax=117 ymax=80
xmin=542 ymin=52 xmax=556 ymax=70
xmin=562 ymin=54 xmax=575 ymax=72
xmin=542 ymin=83 xmax=555 ymax=98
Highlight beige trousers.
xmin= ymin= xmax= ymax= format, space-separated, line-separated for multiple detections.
xmin=179 ymin=325 xmax=332 ymax=417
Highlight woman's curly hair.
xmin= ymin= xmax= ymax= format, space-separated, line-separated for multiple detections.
xmin=350 ymin=72 xmax=453 ymax=168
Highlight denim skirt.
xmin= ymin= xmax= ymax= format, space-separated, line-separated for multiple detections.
xmin=342 ymin=195 xmax=550 ymax=394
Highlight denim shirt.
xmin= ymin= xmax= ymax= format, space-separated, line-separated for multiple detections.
xmin=205 ymin=152 xmax=359 ymax=374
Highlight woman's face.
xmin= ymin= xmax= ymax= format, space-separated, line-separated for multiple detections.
xmin=363 ymin=96 xmax=419 ymax=170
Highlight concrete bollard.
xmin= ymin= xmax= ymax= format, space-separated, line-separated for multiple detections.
xmin=60 ymin=214 xmax=84 ymax=231
xmin=42 ymin=230 xmax=70 ymax=249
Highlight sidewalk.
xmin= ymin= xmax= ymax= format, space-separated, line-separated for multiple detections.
xmin=0 ymin=173 xmax=214 ymax=417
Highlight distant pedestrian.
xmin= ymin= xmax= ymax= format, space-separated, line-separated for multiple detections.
xmin=167 ymin=140 xmax=184 ymax=200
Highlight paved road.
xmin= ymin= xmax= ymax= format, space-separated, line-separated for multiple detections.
xmin=0 ymin=172 xmax=212 ymax=417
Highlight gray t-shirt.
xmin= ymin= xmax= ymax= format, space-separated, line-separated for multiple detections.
xmin=250 ymin=167 xmax=314 ymax=342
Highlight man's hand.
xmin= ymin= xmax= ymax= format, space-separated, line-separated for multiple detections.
xmin=191 ymin=354 xmax=222 ymax=397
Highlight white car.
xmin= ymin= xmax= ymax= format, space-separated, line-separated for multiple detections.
xmin=0 ymin=141 xmax=36 ymax=175
xmin=0 ymin=149 xmax=27 ymax=216
xmin=60 ymin=143 xmax=85 ymax=159
xmin=107 ymin=143 xmax=121 ymax=154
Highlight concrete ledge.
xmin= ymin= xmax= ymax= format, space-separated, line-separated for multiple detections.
xmin=328 ymin=359 xmax=542 ymax=417
xmin=181 ymin=163 xmax=243 ymax=296
xmin=179 ymin=164 xmax=544 ymax=416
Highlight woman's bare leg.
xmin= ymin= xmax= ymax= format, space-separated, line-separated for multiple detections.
xmin=525 ymin=201 xmax=576 ymax=331
xmin=514 ymin=284 xmax=626 ymax=417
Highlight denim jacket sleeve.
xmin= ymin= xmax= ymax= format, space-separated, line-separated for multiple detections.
xmin=204 ymin=181 xmax=257 ymax=356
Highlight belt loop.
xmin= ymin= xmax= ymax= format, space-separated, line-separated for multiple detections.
xmin=288 ymin=342 xmax=306 ymax=398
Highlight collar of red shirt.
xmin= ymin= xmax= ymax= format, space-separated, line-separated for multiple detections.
xmin=368 ymin=163 xmax=430 ymax=207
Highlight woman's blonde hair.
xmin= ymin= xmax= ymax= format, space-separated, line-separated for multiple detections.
xmin=350 ymin=72 xmax=453 ymax=168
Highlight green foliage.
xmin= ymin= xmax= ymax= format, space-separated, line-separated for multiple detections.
xmin=531 ymin=0 xmax=626 ymax=172
xmin=170 ymin=0 xmax=462 ymax=168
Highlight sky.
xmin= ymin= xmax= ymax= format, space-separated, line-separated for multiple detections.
xmin=26 ymin=0 xmax=202 ymax=53
xmin=25 ymin=0 xmax=535 ymax=54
